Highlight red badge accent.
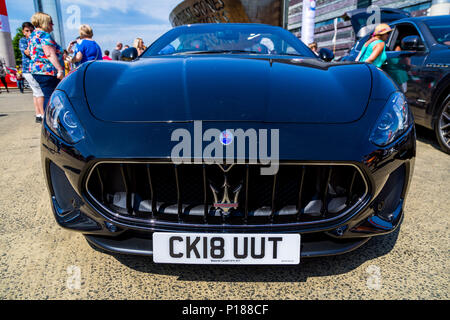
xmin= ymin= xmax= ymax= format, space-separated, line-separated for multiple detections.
xmin=0 ymin=0 xmax=8 ymax=17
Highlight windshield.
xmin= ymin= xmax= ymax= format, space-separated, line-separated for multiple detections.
xmin=143 ymin=24 xmax=315 ymax=58
xmin=425 ymin=20 xmax=450 ymax=46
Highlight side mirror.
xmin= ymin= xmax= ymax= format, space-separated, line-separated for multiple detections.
xmin=401 ymin=36 xmax=424 ymax=51
xmin=318 ymin=48 xmax=334 ymax=62
xmin=120 ymin=47 xmax=139 ymax=61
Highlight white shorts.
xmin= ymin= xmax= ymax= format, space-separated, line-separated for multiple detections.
xmin=23 ymin=73 xmax=44 ymax=98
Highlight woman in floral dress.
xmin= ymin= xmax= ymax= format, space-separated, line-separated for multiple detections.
xmin=29 ymin=12 xmax=65 ymax=110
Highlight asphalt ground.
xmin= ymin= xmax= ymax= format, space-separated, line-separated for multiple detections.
xmin=0 ymin=91 xmax=448 ymax=299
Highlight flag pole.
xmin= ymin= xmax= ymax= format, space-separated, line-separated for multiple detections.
xmin=332 ymin=18 xmax=338 ymax=55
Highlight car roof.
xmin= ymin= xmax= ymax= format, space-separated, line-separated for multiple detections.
xmin=345 ymin=7 xmax=410 ymax=18
xmin=392 ymin=15 xmax=450 ymax=25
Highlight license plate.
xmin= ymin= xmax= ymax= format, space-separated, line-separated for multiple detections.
xmin=153 ymin=233 xmax=300 ymax=265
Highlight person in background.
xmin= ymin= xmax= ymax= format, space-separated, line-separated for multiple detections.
xmin=103 ymin=50 xmax=112 ymax=60
xmin=357 ymin=23 xmax=392 ymax=68
xmin=66 ymin=36 xmax=81 ymax=67
xmin=20 ymin=21 xmax=45 ymax=122
xmin=133 ymin=38 xmax=146 ymax=56
xmin=124 ymin=45 xmax=130 ymax=49
xmin=16 ymin=65 xmax=25 ymax=93
xmin=70 ymin=24 xmax=102 ymax=66
xmin=260 ymin=37 xmax=275 ymax=54
xmin=66 ymin=36 xmax=80 ymax=54
xmin=63 ymin=50 xmax=72 ymax=75
xmin=0 ymin=56 xmax=9 ymax=93
xmin=29 ymin=12 xmax=65 ymax=113
xmin=308 ymin=42 xmax=319 ymax=56
xmin=245 ymin=33 xmax=268 ymax=53
xmin=111 ymin=43 xmax=122 ymax=61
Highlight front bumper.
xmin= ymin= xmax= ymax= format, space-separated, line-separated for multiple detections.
xmin=41 ymin=118 xmax=415 ymax=259
xmin=85 ymin=231 xmax=373 ymax=258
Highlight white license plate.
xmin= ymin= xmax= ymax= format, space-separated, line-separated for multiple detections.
xmin=153 ymin=233 xmax=300 ymax=265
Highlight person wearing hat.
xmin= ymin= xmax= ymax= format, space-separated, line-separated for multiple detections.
xmin=308 ymin=42 xmax=319 ymax=56
xmin=357 ymin=23 xmax=393 ymax=68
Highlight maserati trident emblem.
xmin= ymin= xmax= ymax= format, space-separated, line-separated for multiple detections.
xmin=220 ymin=130 xmax=233 ymax=146
xmin=210 ymin=175 xmax=242 ymax=215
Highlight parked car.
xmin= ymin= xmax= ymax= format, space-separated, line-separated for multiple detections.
xmin=42 ymin=24 xmax=415 ymax=264
xmin=340 ymin=7 xmax=411 ymax=62
xmin=4 ymin=66 xmax=18 ymax=88
xmin=342 ymin=15 xmax=450 ymax=154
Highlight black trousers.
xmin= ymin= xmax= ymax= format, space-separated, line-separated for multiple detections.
xmin=17 ymin=79 xmax=24 ymax=93
xmin=32 ymin=74 xmax=60 ymax=110
xmin=0 ymin=76 xmax=8 ymax=92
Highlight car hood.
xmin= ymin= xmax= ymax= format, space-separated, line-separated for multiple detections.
xmin=84 ymin=57 xmax=372 ymax=124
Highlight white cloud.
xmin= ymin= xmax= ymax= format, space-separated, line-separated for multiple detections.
xmin=64 ymin=22 xmax=173 ymax=52
xmin=92 ymin=23 xmax=172 ymax=46
xmin=60 ymin=1 xmax=183 ymax=52
xmin=62 ymin=0 xmax=182 ymax=22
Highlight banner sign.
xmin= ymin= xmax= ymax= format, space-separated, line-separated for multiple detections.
xmin=0 ymin=14 xmax=10 ymax=33
xmin=301 ymin=0 xmax=316 ymax=45
xmin=0 ymin=0 xmax=7 ymax=16
xmin=0 ymin=0 xmax=10 ymax=33
xmin=0 ymin=0 xmax=11 ymax=32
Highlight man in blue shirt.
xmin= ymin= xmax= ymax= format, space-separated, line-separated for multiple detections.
xmin=19 ymin=22 xmax=45 ymax=123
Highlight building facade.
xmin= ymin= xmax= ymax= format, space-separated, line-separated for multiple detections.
xmin=33 ymin=0 xmax=65 ymax=47
xmin=170 ymin=0 xmax=289 ymax=28
xmin=288 ymin=0 xmax=434 ymax=58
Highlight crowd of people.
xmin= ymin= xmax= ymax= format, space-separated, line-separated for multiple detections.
xmin=11 ymin=11 xmax=147 ymax=123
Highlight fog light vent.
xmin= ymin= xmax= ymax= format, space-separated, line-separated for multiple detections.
xmin=50 ymin=161 xmax=82 ymax=215
xmin=375 ymin=165 xmax=406 ymax=222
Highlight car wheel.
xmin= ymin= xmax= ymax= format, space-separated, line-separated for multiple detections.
xmin=435 ymin=94 xmax=450 ymax=154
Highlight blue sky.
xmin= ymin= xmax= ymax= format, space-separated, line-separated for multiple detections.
xmin=6 ymin=0 xmax=183 ymax=51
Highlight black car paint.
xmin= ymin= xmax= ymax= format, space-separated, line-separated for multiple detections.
xmin=41 ymin=24 xmax=416 ymax=259
xmin=83 ymin=57 xmax=371 ymax=123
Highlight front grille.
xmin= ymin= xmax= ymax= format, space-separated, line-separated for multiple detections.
xmin=86 ymin=162 xmax=368 ymax=226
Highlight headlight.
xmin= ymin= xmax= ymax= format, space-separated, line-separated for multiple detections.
xmin=45 ymin=90 xmax=85 ymax=144
xmin=370 ymin=92 xmax=413 ymax=147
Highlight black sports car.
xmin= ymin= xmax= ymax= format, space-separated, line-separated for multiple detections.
xmin=342 ymin=15 xmax=450 ymax=154
xmin=42 ymin=24 xmax=415 ymax=265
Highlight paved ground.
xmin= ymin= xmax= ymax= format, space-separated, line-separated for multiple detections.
xmin=0 ymin=91 xmax=448 ymax=300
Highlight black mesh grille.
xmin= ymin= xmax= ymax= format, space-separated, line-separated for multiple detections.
xmin=86 ymin=162 xmax=367 ymax=226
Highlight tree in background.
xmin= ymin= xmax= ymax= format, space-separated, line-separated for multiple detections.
xmin=12 ymin=28 xmax=24 ymax=67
